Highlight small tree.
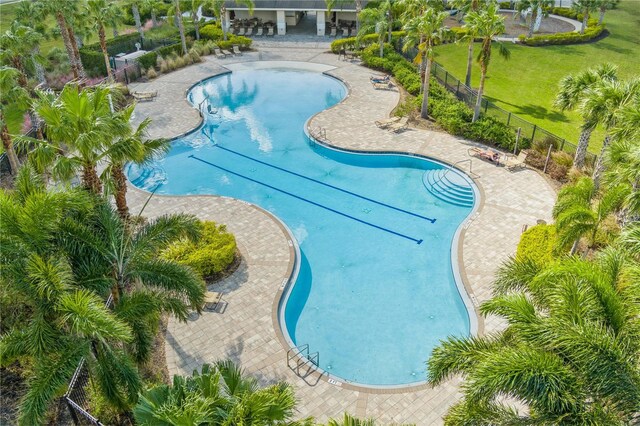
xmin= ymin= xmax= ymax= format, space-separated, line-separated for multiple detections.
xmin=596 ymin=0 xmax=618 ymax=24
xmin=0 ymin=67 xmax=28 ymax=175
xmin=357 ymin=3 xmax=391 ymax=58
xmin=572 ymin=0 xmax=599 ymax=33
xmin=516 ymin=0 xmax=553 ymax=38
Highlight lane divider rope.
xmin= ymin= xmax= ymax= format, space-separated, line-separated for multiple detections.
xmin=188 ymin=154 xmax=424 ymax=245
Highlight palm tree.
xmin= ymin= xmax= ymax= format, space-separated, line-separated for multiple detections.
xmin=0 ymin=67 xmax=28 ymax=175
xmin=87 ymin=0 xmax=121 ymax=81
xmin=451 ymin=0 xmax=487 ymax=87
xmin=169 ymin=0 xmax=189 ymax=55
xmin=403 ymin=9 xmax=450 ymax=119
xmin=128 ymin=0 xmax=146 ymax=39
xmin=554 ymin=63 xmax=618 ymax=169
xmin=142 ymin=0 xmax=162 ymax=28
xmin=326 ymin=0 xmax=365 ymax=31
xmin=0 ymin=22 xmax=43 ymax=89
xmin=134 ymin=360 xmax=308 ymax=425
xmin=553 ymin=176 xmax=627 ymax=254
xmin=573 ymin=0 xmax=599 ymax=33
xmin=357 ymin=3 xmax=391 ymax=58
xmin=189 ymin=0 xmax=205 ymax=40
xmin=610 ymin=102 xmax=640 ymax=142
xmin=61 ymin=201 xmax=205 ymax=362
xmin=0 ymin=167 xmax=141 ymax=424
xmin=604 ymin=138 xmax=640 ymax=224
xmin=27 ymin=84 xmax=127 ymax=194
xmin=208 ymin=0 xmax=255 ymax=41
xmin=619 ymin=222 xmax=640 ymax=259
xmin=464 ymin=4 xmax=510 ymax=122
xmin=15 ymin=1 xmax=49 ymax=87
xmin=101 ymin=108 xmax=169 ymax=220
xmin=596 ymin=0 xmax=618 ymax=24
xmin=582 ymin=78 xmax=640 ymax=189
xmin=516 ymin=0 xmax=553 ymax=38
xmin=428 ymin=248 xmax=640 ymax=424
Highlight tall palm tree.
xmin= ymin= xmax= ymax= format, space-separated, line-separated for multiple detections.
xmin=554 ymin=63 xmax=618 ymax=169
xmin=573 ymin=0 xmax=599 ymax=33
xmin=604 ymin=138 xmax=640 ymax=224
xmin=189 ymin=0 xmax=205 ymax=40
xmin=0 ymin=167 xmax=141 ymax=424
xmin=451 ymin=0 xmax=487 ymax=87
xmin=208 ymin=0 xmax=255 ymax=41
xmin=357 ymin=3 xmax=391 ymax=58
xmin=464 ymin=4 xmax=510 ymax=122
xmin=87 ymin=0 xmax=121 ymax=81
xmin=596 ymin=0 xmax=618 ymax=24
xmin=36 ymin=0 xmax=83 ymax=80
xmin=403 ymin=9 xmax=450 ymax=119
xmin=61 ymin=201 xmax=205 ymax=362
xmin=134 ymin=360 xmax=308 ymax=425
xmin=0 ymin=66 xmax=28 ymax=175
xmin=0 ymin=22 xmax=43 ymax=89
xmin=26 ymin=84 xmax=128 ymax=193
xmin=428 ymin=248 xmax=640 ymax=424
xmin=169 ymin=0 xmax=189 ymax=55
xmin=516 ymin=0 xmax=553 ymax=38
xmin=128 ymin=0 xmax=146 ymax=39
xmin=582 ymin=78 xmax=640 ymax=189
xmin=553 ymin=176 xmax=627 ymax=254
xmin=15 ymin=1 xmax=49 ymax=87
xmin=142 ymin=0 xmax=162 ymax=28
xmin=101 ymin=108 xmax=169 ymax=220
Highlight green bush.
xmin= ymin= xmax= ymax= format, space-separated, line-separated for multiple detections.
xmin=83 ymin=32 xmax=142 ymax=56
xmin=137 ymin=51 xmax=158 ymax=70
xmin=161 ymin=221 xmax=237 ymax=279
xmin=520 ymin=12 xmax=604 ymax=47
xmin=516 ymin=224 xmax=557 ymax=266
xmin=200 ymin=23 xmax=224 ymax=40
xmin=330 ymin=31 xmax=406 ymax=53
xmin=464 ymin=116 xmax=517 ymax=150
xmin=499 ymin=1 xmax=514 ymax=9
xmin=79 ymin=49 xmax=107 ymax=76
xmin=156 ymin=43 xmax=184 ymax=58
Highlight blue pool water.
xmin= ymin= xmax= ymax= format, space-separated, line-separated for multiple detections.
xmin=128 ymin=67 xmax=476 ymax=386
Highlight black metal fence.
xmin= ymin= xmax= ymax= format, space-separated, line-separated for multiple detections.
xmin=430 ymin=61 xmax=597 ymax=167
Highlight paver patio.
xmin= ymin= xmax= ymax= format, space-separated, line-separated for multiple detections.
xmin=126 ymin=45 xmax=556 ymax=423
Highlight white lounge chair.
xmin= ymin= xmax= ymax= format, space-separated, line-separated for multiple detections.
xmin=232 ymin=45 xmax=242 ymax=55
xmin=238 ymin=27 xmax=245 ymax=35
xmin=330 ymin=27 xmax=337 ymax=37
xmin=267 ymin=27 xmax=274 ymax=36
xmin=372 ymin=81 xmax=394 ymax=90
xmin=256 ymin=26 xmax=263 ymax=36
xmin=375 ymin=116 xmax=401 ymax=129
xmin=221 ymin=47 xmax=233 ymax=56
xmin=245 ymin=26 xmax=253 ymax=36
xmin=132 ymin=91 xmax=157 ymax=101
xmin=387 ymin=117 xmax=409 ymax=133
xmin=342 ymin=27 xmax=349 ymax=37
xmin=505 ymin=151 xmax=528 ymax=170
xmin=204 ymin=291 xmax=224 ymax=311
xmin=214 ymin=48 xmax=226 ymax=59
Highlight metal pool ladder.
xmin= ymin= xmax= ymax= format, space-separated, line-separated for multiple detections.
xmin=287 ymin=344 xmax=321 ymax=386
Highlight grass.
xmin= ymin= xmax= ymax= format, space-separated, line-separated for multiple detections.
xmin=433 ymin=0 xmax=640 ymax=154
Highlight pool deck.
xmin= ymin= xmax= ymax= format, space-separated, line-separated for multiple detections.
xmin=126 ymin=46 xmax=556 ymax=423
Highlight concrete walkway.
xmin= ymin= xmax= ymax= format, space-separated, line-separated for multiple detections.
xmin=127 ymin=46 xmax=556 ymax=424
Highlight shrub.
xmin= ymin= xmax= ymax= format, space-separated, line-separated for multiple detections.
xmin=159 ymin=60 xmax=169 ymax=73
xmin=78 ymin=49 xmax=107 ymax=76
xmin=532 ymin=136 xmax=559 ymax=154
xmin=161 ymin=221 xmax=237 ymax=278
xmin=499 ymin=1 xmax=514 ymax=9
xmin=200 ymin=23 xmax=224 ymax=40
xmin=551 ymin=150 xmax=573 ymax=167
xmin=189 ymin=50 xmax=202 ymax=63
xmin=516 ymin=224 xmax=557 ymax=266
xmin=464 ymin=116 xmax=517 ymax=149
xmin=156 ymin=43 xmax=184 ymax=58
xmin=330 ymin=31 xmax=406 ymax=53
xmin=146 ymin=67 xmax=157 ymax=79
xmin=137 ymin=51 xmax=158 ymax=70
xmin=82 ymin=32 xmax=142 ymax=56
xmin=520 ymin=24 xmax=604 ymax=46
xmin=547 ymin=161 xmax=569 ymax=181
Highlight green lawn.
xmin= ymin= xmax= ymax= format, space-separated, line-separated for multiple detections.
xmin=433 ymin=0 xmax=640 ymax=153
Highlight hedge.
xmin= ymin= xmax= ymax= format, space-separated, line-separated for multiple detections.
xmin=82 ymin=32 xmax=142 ymax=56
xmin=162 ymin=221 xmax=237 ymax=279
xmin=79 ymin=49 xmax=107 ymax=77
xmin=359 ymin=44 xmax=518 ymax=150
xmin=330 ymin=31 xmax=406 ymax=53
xmin=519 ymin=24 xmax=604 ymax=46
xmin=516 ymin=224 xmax=557 ymax=266
xmin=198 ymin=24 xmax=252 ymax=49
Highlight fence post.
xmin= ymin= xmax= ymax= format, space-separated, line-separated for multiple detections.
xmin=560 ymin=139 xmax=565 ymax=150
xmin=484 ymin=99 xmax=489 ymax=114
xmin=124 ymin=68 xmax=129 ymax=85
xmin=543 ymin=144 xmax=553 ymax=173
xmin=507 ymin=112 xmax=511 ymax=126
xmin=456 ymin=81 xmax=460 ymax=97
xmin=514 ymin=127 xmax=521 ymax=154
xmin=531 ymin=125 xmax=537 ymax=143
xmin=444 ymin=72 xmax=448 ymax=87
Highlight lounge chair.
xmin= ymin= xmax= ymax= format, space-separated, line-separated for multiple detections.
xmin=245 ymin=26 xmax=253 ymax=36
xmin=256 ymin=26 xmax=263 ymax=36
xmin=342 ymin=27 xmax=349 ymax=37
xmin=468 ymin=147 xmax=501 ymax=164
xmin=204 ymin=291 xmax=224 ymax=311
xmin=387 ymin=117 xmax=409 ymax=133
xmin=232 ymin=45 xmax=242 ymax=55
xmin=372 ymin=81 xmax=394 ymax=90
xmin=238 ymin=27 xmax=245 ymax=35
xmin=221 ymin=48 xmax=233 ymax=56
xmin=350 ymin=27 xmax=358 ymax=37
xmin=214 ymin=48 xmax=226 ymax=59
xmin=132 ymin=90 xmax=157 ymax=101
xmin=504 ymin=151 xmax=528 ymax=170
xmin=375 ymin=116 xmax=401 ymax=129
xmin=330 ymin=27 xmax=337 ymax=37
xmin=267 ymin=27 xmax=274 ymax=36
xmin=370 ymin=75 xmax=390 ymax=83
xmin=228 ymin=26 xmax=236 ymax=35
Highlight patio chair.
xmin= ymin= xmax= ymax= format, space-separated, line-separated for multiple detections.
xmin=132 ymin=91 xmax=158 ymax=101
xmin=375 ymin=116 xmax=402 ymax=129
xmin=228 ymin=26 xmax=236 ymax=35
xmin=350 ymin=27 xmax=358 ymax=37
xmin=238 ymin=27 xmax=245 ymax=36
xmin=245 ymin=26 xmax=253 ymax=36
xmin=267 ymin=27 xmax=274 ymax=36
xmin=342 ymin=27 xmax=349 ymax=37
xmin=372 ymin=81 xmax=394 ymax=90
xmin=387 ymin=117 xmax=409 ymax=133
xmin=330 ymin=27 xmax=337 ymax=37
xmin=468 ymin=147 xmax=501 ymax=165
xmin=204 ymin=291 xmax=224 ymax=311
xmin=370 ymin=75 xmax=390 ymax=83
xmin=232 ymin=45 xmax=243 ymax=55
xmin=221 ymin=47 xmax=233 ymax=56
xmin=504 ymin=151 xmax=528 ymax=170
xmin=214 ymin=48 xmax=226 ymax=59
xmin=256 ymin=26 xmax=264 ymax=36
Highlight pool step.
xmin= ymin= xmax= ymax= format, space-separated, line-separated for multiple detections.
xmin=128 ymin=165 xmax=167 ymax=190
xmin=423 ymin=169 xmax=474 ymax=208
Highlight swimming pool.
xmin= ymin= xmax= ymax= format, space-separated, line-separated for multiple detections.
xmin=128 ymin=64 xmax=478 ymax=387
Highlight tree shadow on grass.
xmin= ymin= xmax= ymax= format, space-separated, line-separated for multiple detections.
xmin=485 ymin=96 xmax=570 ymax=122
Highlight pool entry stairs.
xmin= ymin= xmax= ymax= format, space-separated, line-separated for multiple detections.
xmin=423 ymin=168 xmax=475 ymax=208
xmin=287 ymin=344 xmax=322 ymax=385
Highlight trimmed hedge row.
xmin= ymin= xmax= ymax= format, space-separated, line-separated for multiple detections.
xmin=82 ymin=32 xmax=142 ymax=56
xmin=199 ymin=24 xmax=253 ymax=49
xmin=519 ymin=23 xmax=604 ymax=46
xmin=359 ymin=44 xmax=518 ymax=150
xmin=136 ymin=43 xmax=184 ymax=70
xmin=330 ymin=31 xmax=406 ymax=53
xmin=79 ymin=49 xmax=107 ymax=77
